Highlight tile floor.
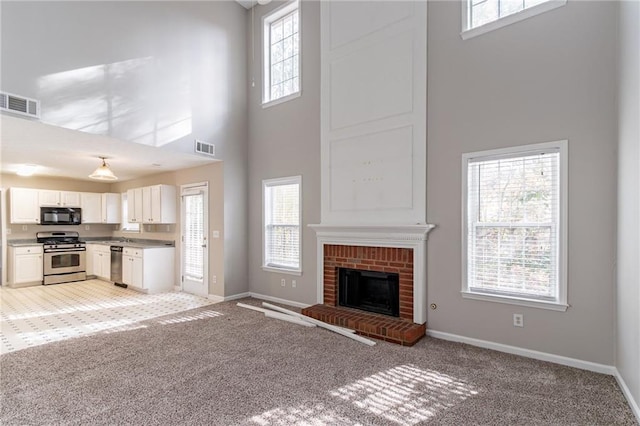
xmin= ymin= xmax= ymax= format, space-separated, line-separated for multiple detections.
xmin=0 ymin=279 xmax=217 ymax=354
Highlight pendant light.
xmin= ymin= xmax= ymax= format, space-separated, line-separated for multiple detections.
xmin=89 ymin=157 xmax=118 ymax=181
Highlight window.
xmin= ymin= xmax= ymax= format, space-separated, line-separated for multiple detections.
xmin=121 ymin=193 xmax=140 ymax=233
xmin=462 ymin=141 xmax=567 ymax=311
xmin=461 ymin=0 xmax=566 ymax=40
xmin=262 ymin=0 xmax=300 ymax=106
xmin=263 ymin=176 xmax=302 ymax=274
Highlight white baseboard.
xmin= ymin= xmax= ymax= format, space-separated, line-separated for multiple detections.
xmin=223 ymin=292 xmax=250 ymax=302
xmin=426 ymin=330 xmax=616 ymax=376
xmin=173 ymin=285 xmax=181 ymax=292
xmin=247 ymin=292 xmax=311 ymax=309
xmin=614 ymin=370 xmax=640 ymax=423
xmin=207 ymin=294 xmax=224 ymax=302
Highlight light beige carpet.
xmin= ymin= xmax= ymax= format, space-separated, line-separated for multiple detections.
xmin=0 ymin=298 xmax=635 ymax=425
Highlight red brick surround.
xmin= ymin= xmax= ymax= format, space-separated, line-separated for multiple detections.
xmin=323 ymin=244 xmax=414 ymax=321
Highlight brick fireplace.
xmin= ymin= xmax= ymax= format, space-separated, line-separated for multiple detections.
xmin=305 ymin=225 xmax=435 ymax=346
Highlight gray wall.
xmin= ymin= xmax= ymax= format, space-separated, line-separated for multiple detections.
xmin=1 ymin=1 xmax=249 ymax=297
xmin=427 ymin=1 xmax=618 ymax=364
xmin=617 ymin=0 xmax=640 ymax=412
xmin=247 ymin=0 xmax=321 ymax=304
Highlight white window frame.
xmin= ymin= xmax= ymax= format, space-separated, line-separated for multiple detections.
xmin=461 ymin=0 xmax=566 ymax=40
xmin=461 ymin=140 xmax=568 ymax=311
xmin=262 ymin=0 xmax=301 ymax=108
xmin=262 ymin=175 xmax=302 ymax=275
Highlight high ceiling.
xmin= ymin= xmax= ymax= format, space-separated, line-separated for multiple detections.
xmin=0 ymin=114 xmax=218 ymax=182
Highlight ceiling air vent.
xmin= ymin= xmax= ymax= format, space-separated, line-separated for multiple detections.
xmin=194 ymin=139 xmax=215 ymax=157
xmin=0 ymin=91 xmax=40 ymax=119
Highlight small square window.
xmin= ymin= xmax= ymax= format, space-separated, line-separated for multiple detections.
xmin=263 ymin=0 xmax=300 ymax=106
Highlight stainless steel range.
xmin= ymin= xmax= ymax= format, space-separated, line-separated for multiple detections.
xmin=36 ymin=231 xmax=87 ymax=285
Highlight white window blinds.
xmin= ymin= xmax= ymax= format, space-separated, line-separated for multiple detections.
xmin=466 ymin=148 xmax=560 ymax=300
xmin=263 ymin=177 xmax=301 ymax=271
xmin=183 ymin=192 xmax=204 ymax=280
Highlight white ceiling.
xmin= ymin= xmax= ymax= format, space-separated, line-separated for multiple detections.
xmin=0 ymin=114 xmax=218 ymax=182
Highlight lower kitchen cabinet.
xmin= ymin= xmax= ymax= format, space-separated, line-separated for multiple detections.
xmin=9 ymin=245 xmax=43 ymax=287
xmin=122 ymin=247 xmax=174 ymax=294
xmin=87 ymin=244 xmax=111 ymax=281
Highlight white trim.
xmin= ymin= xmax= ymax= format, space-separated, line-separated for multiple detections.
xmin=461 ymin=0 xmax=567 ymax=41
xmin=461 ymin=291 xmax=569 ymax=312
xmin=614 ymin=370 xmax=640 ymax=423
xmin=262 ymin=0 xmax=302 ymax=106
xmin=224 ymin=292 xmax=251 ymax=302
xmin=207 ymin=294 xmax=224 ymax=302
xmin=461 ymin=140 xmax=568 ymax=311
xmin=180 ymin=182 xmax=209 ymax=298
xmin=427 ymin=330 xmax=616 ymax=376
xmin=248 ymin=292 xmax=311 ymax=309
xmin=261 ymin=265 xmax=302 ymax=276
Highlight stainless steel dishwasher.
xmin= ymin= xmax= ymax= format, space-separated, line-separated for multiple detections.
xmin=110 ymin=246 xmax=126 ymax=287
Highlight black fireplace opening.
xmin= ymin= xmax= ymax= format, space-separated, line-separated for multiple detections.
xmin=338 ymin=268 xmax=400 ymax=317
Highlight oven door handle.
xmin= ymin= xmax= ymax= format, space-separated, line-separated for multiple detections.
xmin=44 ymin=248 xmax=86 ymax=253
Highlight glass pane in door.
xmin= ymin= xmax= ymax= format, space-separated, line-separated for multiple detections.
xmin=183 ymin=193 xmax=204 ymax=281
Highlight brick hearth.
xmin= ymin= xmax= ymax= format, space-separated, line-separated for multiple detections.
xmin=302 ymin=244 xmax=425 ymax=346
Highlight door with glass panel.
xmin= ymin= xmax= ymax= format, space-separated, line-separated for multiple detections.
xmin=181 ymin=184 xmax=208 ymax=297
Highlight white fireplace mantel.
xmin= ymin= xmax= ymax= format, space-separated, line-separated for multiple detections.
xmin=309 ymin=223 xmax=436 ymax=324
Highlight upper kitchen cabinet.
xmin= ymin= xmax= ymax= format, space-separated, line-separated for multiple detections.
xmin=101 ymin=193 xmax=121 ymax=224
xmin=39 ymin=190 xmax=81 ymax=207
xmin=81 ymin=192 xmax=121 ymax=224
xmin=144 ymin=185 xmax=176 ymax=224
xmin=10 ymin=188 xmax=40 ymax=224
xmin=127 ymin=188 xmax=144 ymax=223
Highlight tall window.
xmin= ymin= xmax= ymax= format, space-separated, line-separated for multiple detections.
xmin=263 ymin=176 xmax=302 ymax=274
xmin=462 ymin=0 xmax=566 ymax=40
xmin=263 ymin=0 xmax=300 ymax=106
xmin=462 ymin=141 xmax=567 ymax=311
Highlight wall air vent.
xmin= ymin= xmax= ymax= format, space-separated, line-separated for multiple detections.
xmin=0 ymin=91 xmax=40 ymax=119
xmin=194 ymin=139 xmax=215 ymax=157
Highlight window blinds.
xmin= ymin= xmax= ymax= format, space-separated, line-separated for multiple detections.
xmin=467 ymin=149 xmax=560 ymax=300
xmin=183 ymin=193 xmax=204 ymax=281
xmin=265 ymin=182 xmax=300 ymax=269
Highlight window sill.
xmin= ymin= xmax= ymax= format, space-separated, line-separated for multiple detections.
xmin=461 ymin=291 xmax=568 ymax=312
xmin=262 ymin=265 xmax=302 ymax=276
xmin=262 ymin=91 xmax=301 ymax=109
xmin=461 ymin=0 xmax=566 ymax=41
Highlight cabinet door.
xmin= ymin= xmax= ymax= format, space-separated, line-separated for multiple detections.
xmin=10 ymin=188 xmax=40 ymax=224
xmin=61 ymin=191 xmax=81 ymax=207
xmin=150 ymin=185 xmax=162 ymax=223
xmin=14 ymin=253 xmax=43 ymax=283
xmin=100 ymin=252 xmax=111 ymax=280
xmin=91 ymin=251 xmax=102 ymax=277
xmin=128 ymin=188 xmax=144 ymax=223
xmin=142 ymin=186 xmax=153 ymax=223
xmin=38 ymin=190 xmax=60 ymax=206
xmin=102 ymin=193 xmax=121 ymax=224
xmin=132 ymin=256 xmax=144 ymax=288
xmin=122 ymin=255 xmax=133 ymax=286
xmin=81 ymin=193 xmax=102 ymax=223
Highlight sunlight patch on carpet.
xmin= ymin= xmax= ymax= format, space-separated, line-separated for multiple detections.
xmin=156 ymin=310 xmax=223 ymax=325
xmin=249 ymin=403 xmax=359 ymax=426
xmin=330 ymin=364 xmax=478 ymax=425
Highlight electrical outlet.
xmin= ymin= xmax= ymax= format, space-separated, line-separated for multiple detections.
xmin=280 ymin=278 xmax=286 ymax=287
xmin=6 ymin=229 xmax=11 ymax=235
xmin=292 ymin=280 xmax=296 ymax=288
xmin=22 ymin=225 xmax=27 ymax=231
xmin=85 ymin=225 xmax=90 ymax=230
xmin=513 ymin=314 xmax=524 ymax=327
xmin=212 ymin=275 xmax=217 ymax=284
xmin=212 ymin=230 xmax=220 ymax=238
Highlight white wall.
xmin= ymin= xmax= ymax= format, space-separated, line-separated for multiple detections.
xmin=427 ymin=1 xmax=618 ymax=364
xmin=247 ymin=0 xmax=321 ymax=304
xmin=616 ymin=0 xmax=640 ymax=414
xmin=1 ymin=1 xmax=249 ymax=297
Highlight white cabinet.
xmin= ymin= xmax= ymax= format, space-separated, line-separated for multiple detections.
xmin=39 ymin=190 xmax=81 ymax=207
xmin=9 ymin=245 xmax=43 ymax=287
xmin=88 ymin=244 xmax=111 ymax=280
xmin=10 ymin=188 xmax=40 ymax=224
xmin=123 ymin=247 xmax=175 ymax=294
xmin=81 ymin=193 xmax=121 ymax=224
xmin=102 ymin=193 xmax=121 ymax=224
xmin=127 ymin=188 xmax=144 ymax=223
xmin=81 ymin=193 xmax=102 ymax=223
xmin=142 ymin=184 xmax=176 ymax=224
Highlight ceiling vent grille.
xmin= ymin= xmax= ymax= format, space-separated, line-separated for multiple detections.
xmin=194 ymin=139 xmax=215 ymax=157
xmin=0 ymin=91 xmax=40 ymax=119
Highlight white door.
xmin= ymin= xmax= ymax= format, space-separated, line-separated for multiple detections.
xmin=181 ymin=183 xmax=208 ymax=297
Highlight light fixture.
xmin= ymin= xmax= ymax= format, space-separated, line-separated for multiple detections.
xmin=16 ymin=164 xmax=38 ymax=177
xmin=89 ymin=157 xmax=118 ymax=181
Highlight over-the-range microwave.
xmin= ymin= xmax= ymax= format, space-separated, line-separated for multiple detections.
xmin=40 ymin=207 xmax=82 ymax=226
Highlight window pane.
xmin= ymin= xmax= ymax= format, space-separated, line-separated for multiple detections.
xmin=500 ymin=0 xmax=525 ymax=17
xmin=271 ymin=21 xmax=283 ymax=43
xmin=471 ymin=0 xmax=499 ymax=28
xmin=271 ymin=41 xmax=283 ymax=64
xmin=283 ymin=36 xmax=293 ymax=59
xmin=283 ymin=14 xmax=293 ymax=38
xmin=272 ymin=61 xmax=283 ymax=85
xmin=264 ymin=180 xmax=300 ymax=269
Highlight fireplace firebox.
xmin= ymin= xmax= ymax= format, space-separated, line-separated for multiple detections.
xmin=338 ymin=268 xmax=400 ymax=317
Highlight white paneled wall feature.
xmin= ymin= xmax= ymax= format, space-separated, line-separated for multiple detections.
xmin=321 ymin=1 xmax=426 ymax=225
xmin=329 ymin=1 xmax=413 ymax=49
xmin=330 ymin=125 xmax=413 ymax=211
xmin=330 ymin=32 xmax=414 ymax=130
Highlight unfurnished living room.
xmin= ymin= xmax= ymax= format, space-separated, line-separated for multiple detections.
xmin=0 ymin=0 xmax=638 ymax=424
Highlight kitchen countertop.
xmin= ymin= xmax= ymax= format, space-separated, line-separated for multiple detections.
xmin=83 ymin=239 xmax=175 ymax=249
xmin=6 ymin=239 xmax=41 ymax=247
